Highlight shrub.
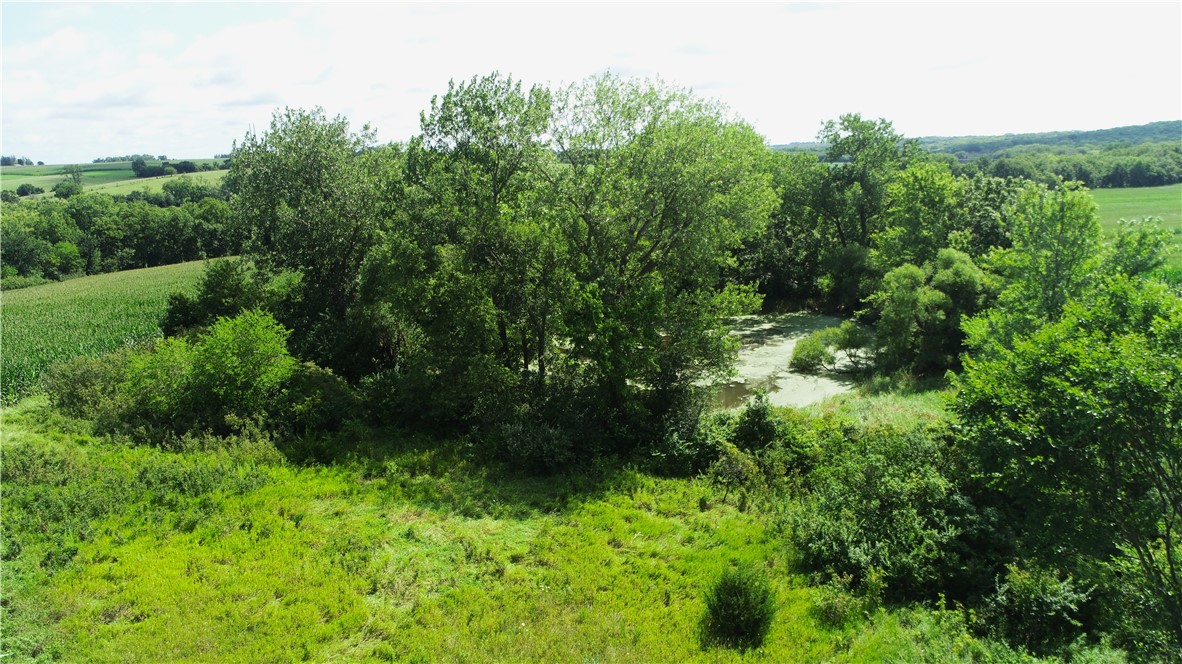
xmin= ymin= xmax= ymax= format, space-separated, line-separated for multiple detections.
xmin=41 ymin=351 xmax=133 ymax=422
xmin=986 ymin=562 xmax=1090 ymax=656
xmin=708 ymin=442 xmax=759 ymax=502
xmin=273 ymin=362 xmax=360 ymax=435
xmin=162 ymin=259 xmax=263 ymax=336
xmin=702 ymin=562 xmax=777 ymax=650
xmin=188 ymin=310 xmax=296 ymax=432
xmin=105 ymin=311 xmax=296 ymax=438
xmin=788 ymin=422 xmax=966 ymax=599
xmin=490 ymin=413 xmax=575 ymax=474
xmin=733 ymin=391 xmax=778 ymax=452
xmin=123 ymin=336 xmax=196 ymax=431
xmin=789 ymin=331 xmax=833 ymax=373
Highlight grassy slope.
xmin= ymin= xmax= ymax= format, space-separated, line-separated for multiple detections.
xmin=0 ymin=396 xmax=1003 ymax=663
xmin=1092 ymin=183 xmax=1182 ymax=268
xmin=0 ymin=260 xmax=212 ymax=403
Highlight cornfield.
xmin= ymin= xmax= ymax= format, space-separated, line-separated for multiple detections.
xmin=1 ymin=260 xmax=212 ymax=404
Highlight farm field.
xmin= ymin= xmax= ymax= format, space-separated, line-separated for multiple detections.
xmin=0 ymin=159 xmax=224 ymax=193
xmin=85 ymin=168 xmax=226 ymax=196
xmin=0 ymin=260 xmax=213 ymax=403
xmin=1092 ymin=182 xmax=1182 ymax=228
xmin=1092 ymin=183 xmax=1182 ymax=269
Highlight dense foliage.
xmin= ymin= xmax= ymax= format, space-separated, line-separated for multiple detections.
xmin=222 ymin=74 xmax=776 ymax=452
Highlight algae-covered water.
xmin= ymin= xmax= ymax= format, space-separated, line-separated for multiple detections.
xmin=713 ymin=312 xmax=856 ymax=409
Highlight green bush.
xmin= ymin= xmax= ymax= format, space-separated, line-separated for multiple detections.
xmin=273 ymin=362 xmax=360 ymax=435
xmin=733 ymin=391 xmax=778 ymax=452
xmin=162 ymin=259 xmax=263 ymax=336
xmin=702 ymin=562 xmax=777 ymax=650
xmin=123 ymin=336 xmax=197 ymax=431
xmin=41 ymin=350 xmax=133 ymax=422
xmin=789 ymin=331 xmax=834 ymax=373
xmin=708 ymin=442 xmax=759 ymax=502
xmin=189 ymin=310 xmax=296 ymax=430
xmin=986 ymin=563 xmax=1090 ymax=656
xmin=789 ymin=422 xmax=965 ymax=598
xmin=492 ymin=416 xmax=575 ymax=474
xmin=68 ymin=311 xmax=298 ymax=439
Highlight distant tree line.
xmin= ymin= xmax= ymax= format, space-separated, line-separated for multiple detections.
xmin=1 ymin=156 xmax=42 ymax=166
xmin=93 ymin=154 xmax=167 ymax=163
xmin=918 ymin=119 xmax=1181 ymax=155
xmin=777 ymin=120 xmax=1182 ymax=188
xmin=948 ymin=141 xmax=1182 ymax=188
xmin=131 ymin=158 xmax=229 ymax=178
xmin=0 ymin=178 xmax=236 ymax=286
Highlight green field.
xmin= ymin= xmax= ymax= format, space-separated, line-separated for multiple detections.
xmin=0 ymin=260 xmax=212 ymax=403
xmin=85 ymin=168 xmax=227 ymax=196
xmin=1092 ymin=183 xmax=1182 ymax=269
xmin=0 ymin=390 xmax=1016 ymax=663
xmin=0 ymin=159 xmax=225 ymax=193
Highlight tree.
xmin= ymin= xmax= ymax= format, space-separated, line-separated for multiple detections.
xmin=52 ymin=180 xmax=82 ymax=199
xmin=61 ymin=164 xmax=83 ymax=185
xmin=872 ymin=161 xmax=963 ymax=272
xmin=547 ymin=74 xmax=777 ymax=436
xmin=817 ymin=113 xmax=917 ymax=248
xmin=738 ymin=151 xmax=832 ymax=304
xmin=1107 ymin=216 xmax=1170 ymax=277
xmin=964 ymin=180 xmax=1102 ymax=358
xmin=866 ymin=249 xmax=986 ymax=374
xmin=229 ymin=107 xmax=387 ymax=372
xmin=956 ymin=276 xmax=1182 ymax=646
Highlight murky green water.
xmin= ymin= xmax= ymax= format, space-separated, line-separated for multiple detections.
xmin=711 ymin=312 xmax=857 ymax=409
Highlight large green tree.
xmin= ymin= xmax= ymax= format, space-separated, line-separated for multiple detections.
xmin=956 ymin=275 xmax=1182 ymax=647
xmin=546 ymin=74 xmax=777 ymax=434
xmin=227 ymin=107 xmax=398 ymax=374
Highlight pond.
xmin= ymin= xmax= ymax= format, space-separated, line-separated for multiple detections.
xmin=711 ymin=312 xmax=857 ymax=409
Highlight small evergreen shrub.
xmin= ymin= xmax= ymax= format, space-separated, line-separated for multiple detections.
xmin=702 ymin=562 xmax=777 ymax=650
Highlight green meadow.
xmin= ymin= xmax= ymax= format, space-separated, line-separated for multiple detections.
xmin=1092 ymin=183 xmax=1182 ymax=268
xmin=85 ymin=168 xmax=226 ymax=196
xmin=0 ymin=393 xmax=1015 ymax=663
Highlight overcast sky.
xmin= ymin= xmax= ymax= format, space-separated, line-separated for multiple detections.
xmin=3 ymin=2 xmax=1180 ymax=165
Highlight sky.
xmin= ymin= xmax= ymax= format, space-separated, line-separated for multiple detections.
xmin=2 ymin=2 xmax=1180 ymax=165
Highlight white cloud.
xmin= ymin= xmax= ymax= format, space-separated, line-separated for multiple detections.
xmin=1 ymin=2 xmax=1178 ymax=163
